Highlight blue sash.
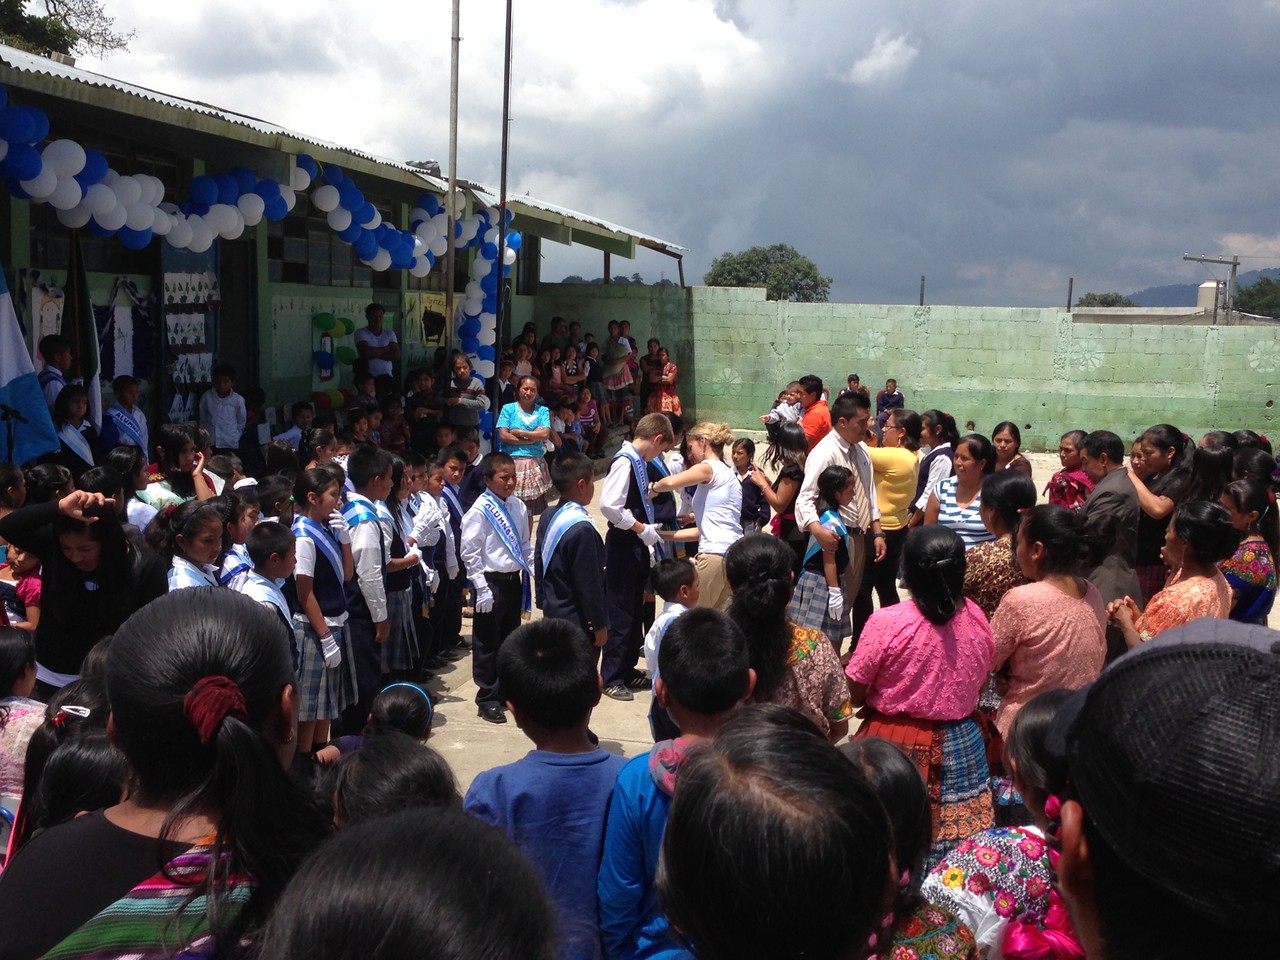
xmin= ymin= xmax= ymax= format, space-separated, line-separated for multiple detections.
xmin=616 ymin=443 xmax=655 ymax=525
xmin=168 ymin=557 xmax=219 ymax=591
xmin=106 ymin=404 xmax=145 ymax=448
xmin=39 ymin=368 xmax=66 ymax=390
xmin=58 ymin=422 xmax=94 ymax=465
xmin=219 ymin=543 xmax=252 ymax=586
xmin=293 ymin=515 xmax=344 ymax=583
xmin=243 ymin=571 xmax=293 ymax=627
xmin=479 ymin=490 xmax=532 ymax=612
xmin=541 ymin=501 xmax=594 ymax=570
xmin=441 ymin=484 xmax=463 ymax=524
xmin=803 ymin=510 xmax=850 ymax=565
xmin=342 ymin=496 xmax=381 ymax=529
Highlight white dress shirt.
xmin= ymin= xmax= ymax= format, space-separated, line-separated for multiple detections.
xmin=348 ymin=492 xmax=390 ymax=622
xmin=460 ymin=493 xmax=533 ymax=582
xmin=199 ymin=389 xmax=246 ymax=448
xmin=600 ymin=442 xmax=644 ymax=531
xmin=795 ymin=430 xmax=881 ymax=533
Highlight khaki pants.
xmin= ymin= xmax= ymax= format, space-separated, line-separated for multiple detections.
xmin=693 ymin=552 xmax=733 ymax=611
xmin=841 ymin=531 xmax=869 ymax=652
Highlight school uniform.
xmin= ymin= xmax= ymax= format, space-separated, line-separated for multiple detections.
xmin=167 ymin=556 xmax=219 ymax=591
xmin=284 ymin=515 xmax=349 ymax=723
xmin=430 ymin=482 xmax=466 ymax=660
xmin=55 ymin=420 xmax=100 ymax=480
xmin=39 ymin=366 xmax=68 ymax=413
xmin=461 ymin=488 xmax=533 ymax=710
xmin=599 ymin=442 xmax=658 ymax=690
xmin=342 ymin=492 xmax=391 ymax=730
xmin=534 ymin=498 xmax=608 ymax=643
xmin=238 ymin=569 xmax=299 ymax=669
xmin=218 ymin=543 xmax=252 ymax=591
xmin=459 ymin=456 xmax=486 ymax=512
xmin=642 ymin=600 xmax=689 ymax=741
xmin=272 ymin=423 xmax=303 ymax=450
xmin=383 ymin=499 xmax=421 ymax=674
xmin=404 ymin=493 xmax=440 ymax=672
xmin=99 ymin=402 xmax=149 ymax=459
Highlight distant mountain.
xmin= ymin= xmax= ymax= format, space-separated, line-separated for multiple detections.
xmin=1127 ymin=268 xmax=1280 ymax=307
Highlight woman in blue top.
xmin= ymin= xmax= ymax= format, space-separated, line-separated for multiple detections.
xmin=497 ymin=375 xmax=553 ymax=517
xmin=924 ymin=433 xmax=997 ymax=550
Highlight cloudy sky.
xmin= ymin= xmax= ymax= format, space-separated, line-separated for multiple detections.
xmin=76 ymin=0 xmax=1280 ymax=305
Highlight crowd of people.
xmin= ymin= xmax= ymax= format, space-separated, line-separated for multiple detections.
xmin=0 ymin=330 xmax=1275 ymax=960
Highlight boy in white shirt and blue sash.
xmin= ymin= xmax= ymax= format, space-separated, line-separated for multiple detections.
xmin=100 ymin=375 xmax=149 ymax=458
xmin=460 ymin=452 xmax=533 ymax=725
xmin=238 ymin=521 xmax=300 ymax=669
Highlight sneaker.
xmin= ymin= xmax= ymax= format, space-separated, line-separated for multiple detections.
xmin=623 ymin=673 xmax=649 ymax=690
xmin=603 ymin=684 xmax=634 ymax=702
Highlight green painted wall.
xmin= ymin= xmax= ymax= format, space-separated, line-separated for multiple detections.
xmin=532 ymin=284 xmax=1280 ymax=450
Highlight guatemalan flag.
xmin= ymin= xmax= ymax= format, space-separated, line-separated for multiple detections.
xmin=0 ymin=258 xmax=59 ymax=465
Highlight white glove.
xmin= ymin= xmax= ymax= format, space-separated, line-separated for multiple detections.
xmin=403 ymin=546 xmax=421 ymax=563
xmin=474 ymin=587 xmax=494 ymax=614
xmin=638 ymin=524 xmax=662 ymax=547
xmin=329 ymin=509 xmax=351 ymax=544
xmin=423 ymin=565 xmax=440 ymax=593
xmin=320 ymin=632 xmax=343 ymax=668
xmin=826 ymin=586 xmax=845 ymax=622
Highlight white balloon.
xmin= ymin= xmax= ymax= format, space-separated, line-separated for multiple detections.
xmin=167 ymin=217 xmax=193 ymax=249
xmin=360 ymin=208 xmax=381 ymax=229
xmin=219 ymin=208 xmax=245 ymax=240
xmin=278 ymin=185 xmax=296 ymax=211
xmin=102 ymin=169 xmax=120 ymax=187
xmin=449 ymin=191 xmax=467 ymax=216
xmin=478 ymin=326 xmax=497 ymax=346
xmin=19 ymin=164 xmax=57 ymax=199
xmin=479 ymin=312 xmax=497 ymax=329
xmin=461 ymin=218 xmax=480 ymax=241
xmin=237 ymin=192 xmax=265 ymax=226
xmin=412 ymin=236 xmax=425 ymax=254
xmin=112 ymin=175 xmax=142 ymax=208
xmin=462 ymin=297 xmax=482 ymax=316
xmin=124 ymin=203 xmax=155 ymax=231
xmin=470 ymin=257 xmax=491 ymax=280
xmin=409 ymin=257 xmax=432 ymax=278
xmin=429 ymin=235 xmax=448 ymax=258
xmin=367 ymin=249 xmax=392 ymax=272
xmin=159 ymin=201 xmax=181 ymax=215
xmin=142 ymin=175 xmax=165 ymax=207
xmin=290 ymin=166 xmax=311 ymax=192
xmin=504 ymin=247 xmax=517 ymax=266
xmin=473 ymin=360 xmax=494 ymax=378
xmin=42 ymin=139 xmax=86 ymax=178
xmin=311 ymin=184 xmax=340 ymax=212
xmin=415 ymin=221 xmax=438 ymax=245
xmin=484 ymin=226 xmax=501 ymax=246
xmin=409 ymin=207 xmax=428 ymax=225
xmin=47 ymin=177 xmax=83 ymax=210
xmin=56 ymin=204 xmax=92 ymax=229
xmin=327 ymin=207 xmax=352 ymax=232
xmin=464 ymin=281 xmax=482 ymax=300
xmin=150 ymin=210 xmax=173 ymax=236
xmin=187 ymin=217 xmax=214 ymax=253
xmin=202 ymin=203 xmax=230 ymax=233
xmin=430 ymin=211 xmax=448 ymax=230
xmin=96 ymin=202 xmax=128 ymax=231
xmin=84 ymin=182 xmax=117 ymax=216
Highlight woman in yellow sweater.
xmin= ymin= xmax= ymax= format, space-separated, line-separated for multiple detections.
xmin=852 ymin=408 xmax=922 ymax=639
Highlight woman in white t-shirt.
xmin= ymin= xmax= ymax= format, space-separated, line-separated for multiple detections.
xmin=649 ymin=421 xmax=743 ymax=610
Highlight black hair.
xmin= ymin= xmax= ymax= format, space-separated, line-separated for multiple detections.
xmin=24 ymin=462 xmax=73 ymax=504
xmin=332 ymin=731 xmax=459 ymax=828
xmin=481 ymin=451 xmax=516 ymax=478
xmin=1234 ymin=429 xmax=1272 ymax=454
xmin=889 ymin=408 xmax=923 ymax=451
xmin=658 ymin=608 xmax=750 ymax=715
xmin=550 ymin=452 xmax=594 ymax=494
xmin=649 ymin=557 xmax=696 ymax=602
xmin=980 ymin=469 xmax=1037 ymax=533
xmin=111 ymin=374 xmax=139 ymax=393
xmin=1082 ymin=429 xmax=1125 ymax=464
xmin=378 ymin=393 xmax=403 ymax=414
xmin=1223 ymin=478 xmax=1280 ymax=558
xmin=922 ymin=409 xmax=960 ymax=448
xmin=437 ymin=444 xmax=467 ymax=469
xmin=797 ymin=374 xmax=823 ymax=398
xmin=265 ymin=440 xmax=301 ymax=479
xmin=257 ymin=808 xmax=557 ymax=960
xmin=830 ymin=393 xmax=868 ymax=423
xmin=290 ymin=401 xmax=314 ymax=420
xmin=763 ymin=420 xmax=808 ymax=474
xmin=105 ymin=589 xmax=330 ymax=951
xmin=816 ymin=464 xmax=854 ymax=517
xmin=1061 ymin=428 xmax=1088 ymax=449
xmin=247 ymin=521 xmax=296 ymax=568
xmin=155 ymin=421 xmax=197 ymax=474
xmin=256 ymin=474 xmax=295 ymax=519
xmin=346 ymin=444 xmax=394 ymax=490
xmin=1201 ymin=430 xmax=1237 ymax=451
xmin=1140 ymin=423 xmax=1193 ymax=497
xmin=1233 ymin=446 xmax=1278 ymax=485
xmin=1185 ymin=444 xmax=1235 ymax=503
xmin=28 ymin=731 xmax=128 ymax=834
xmin=992 ymin=420 xmax=1022 ymax=451
xmin=206 ymin=454 xmax=244 ymax=483
xmin=76 ymin=465 xmax=124 ymax=502
xmin=657 ymin=704 xmax=892 ymax=960
xmin=213 ymin=363 xmax=236 ymax=381
xmin=0 ymin=462 xmax=24 ymax=508
xmin=840 ymin=736 xmax=931 ymax=915
xmin=154 ymin=497 xmax=229 ymax=563
xmin=1004 ymin=688 xmax=1073 ymax=812
xmin=725 ymin=534 xmax=796 ymax=701
xmin=454 ymin=425 xmax=480 ymax=446
xmin=52 ymin=383 xmax=89 ymax=426
xmin=104 ymin=444 xmax=147 ymax=498
xmin=957 ymin=433 xmax=997 ymax=475
xmin=385 ymin=454 xmax=406 ymax=513
xmin=497 ymin=618 xmax=598 ymax=731
xmin=1171 ymin=500 xmax=1241 ymax=565
xmin=38 ymin=333 xmax=70 ymax=359
xmin=0 ymin=626 xmax=36 ymax=703
xmin=1018 ymin=504 xmax=1088 ymax=576
xmin=731 ymin=437 xmax=755 ymax=461
xmin=293 ymin=467 xmax=340 ymax=514
xmin=367 ymin=682 xmax=435 ymax=740
xmin=79 ymin=635 xmax=112 ymax=685
xmin=902 ymin=526 xmax=967 ymax=625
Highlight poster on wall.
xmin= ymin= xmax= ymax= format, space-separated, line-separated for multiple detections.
xmin=160 ymin=243 xmax=220 ymax=426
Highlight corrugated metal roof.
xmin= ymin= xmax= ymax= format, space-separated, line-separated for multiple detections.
xmin=0 ymin=43 xmax=686 ymax=257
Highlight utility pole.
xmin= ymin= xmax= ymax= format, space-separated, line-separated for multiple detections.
xmin=1066 ymin=277 xmax=1073 ymax=311
xmin=1183 ymin=254 xmax=1239 ymax=325
xmin=919 ymin=275 xmax=925 ymax=306
xmin=445 ymin=0 xmax=460 ymax=335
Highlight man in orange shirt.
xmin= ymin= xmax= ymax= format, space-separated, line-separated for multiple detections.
xmin=797 ymin=375 xmax=831 ymax=449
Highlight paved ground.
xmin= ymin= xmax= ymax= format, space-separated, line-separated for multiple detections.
xmin=427 ymin=449 xmax=1067 ymax=791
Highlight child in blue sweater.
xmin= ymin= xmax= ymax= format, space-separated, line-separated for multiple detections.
xmin=597 ymin=608 xmax=756 ymax=960
xmin=465 ymin=618 xmax=625 ymax=960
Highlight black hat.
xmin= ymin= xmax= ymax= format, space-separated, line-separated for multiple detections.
xmin=1061 ymin=619 xmax=1280 ymax=928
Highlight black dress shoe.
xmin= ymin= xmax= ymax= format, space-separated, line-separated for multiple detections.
xmin=438 ymin=647 xmax=466 ymax=662
xmin=478 ymin=703 xmax=508 ymax=724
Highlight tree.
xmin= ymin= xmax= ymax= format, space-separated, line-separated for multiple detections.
xmin=0 ymin=0 xmax=132 ymax=57
xmin=703 ymin=244 xmax=832 ymax=302
xmin=1237 ymin=276 xmax=1280 ymax=318
xmin=1075 ymin=292 xmax=1136 ymax=308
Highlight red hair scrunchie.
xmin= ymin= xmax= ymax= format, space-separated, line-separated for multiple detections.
xmin=183 ymin=675 xmax=248 ymax=746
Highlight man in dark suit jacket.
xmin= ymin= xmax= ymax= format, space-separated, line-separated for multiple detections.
xmin=1077 ymin=429 xmax=1142 ymax=660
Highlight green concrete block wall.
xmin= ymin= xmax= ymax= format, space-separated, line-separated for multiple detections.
xmin=529 ymin=284 xmax=1280 ymax=449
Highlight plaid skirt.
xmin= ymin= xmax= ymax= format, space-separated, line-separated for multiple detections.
xmin=295 ymin=619 xmax=343 ymax=722
xmin=382 ymin=587 xmax=419 ymax=671
xmin=513 ymin=454 xmax=551 ymax=501
xmin=856 ymin=711 xmax=994 ymax=869
xmin=787 ymin=568 xmax=851 ymax=643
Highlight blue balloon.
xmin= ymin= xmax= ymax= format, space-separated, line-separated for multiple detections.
xmin=190 ymin=175 xmax=218 ymax=206
xmin=503 ymin=263 xmax=512 ymax=277
xmin=85 ymin=217 xmax=116 ymax=238
xmin=357 ymin=201 xmax=378 ymax=226
xmin=373 ymin=222 xmax=392 ymax=242
xmin=5 ymin=177 xmax=29 ymax=200
xmin=231 ymin=166 xmax=257 ymax=194
xmin=460 ymin=319 xmax=480 ymax=336
xmin=338 ymin=222 xmax=363 ymax=244
xmin=477 ymin=345 xmax=496 ymax=361
xmin=213 ymin=172 xmax=239 ymax=205
xmin=253 ymin=179 xmax=282 ymax=203
xmin=480 ymin=273 xmax=498 ymax=295
xmin=296 ymin=154 xmax=319 ymax=178
xmin=192 ymin=202 xmax=211 ymax=216
xmin=3 ymin=142 xmax=41 ymax=181
xmin=461 ymin=337 xmax=479 ymax=353
xmin=323 ymin=164 xmax=344 ymax=186
xmin=20 ymin=106 xmax=49 ymax=144
xmin=480 ymin=242 xmax=498 ymax=260
xmin=76 ymin=149 xmax=108 ymax=186
xmin=0 ymin=88 xmax=7 ymax=111
xmin=454 ymin=221 xmax=464 ymax=239
xmin=424 ymin=250 xmax=436 ymax=269
xmin=482 ymin=295 xmax=498 ymax=313
xmin=264 ymin=197 xmax=289 ymax=221
xmin=422 ymin=193 xmax=441 ymax=216
xmin=0 ymin=106 xmax=35 ymax=144
xmin=339 ymin=183 xmax=364 ymax=211
xmin=118 ymin=226 xmax=153 ymax=250
xmin=506 ymin=232 xmax=522 ymax=251
xmin=313 ymin=350 xmax=335 ymax=369
xmin=354 ymin=231 xmax=378 ymax=261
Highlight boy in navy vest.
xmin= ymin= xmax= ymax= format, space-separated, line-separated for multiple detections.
xmin=535 ymin=452 xmax=608 ymax=652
